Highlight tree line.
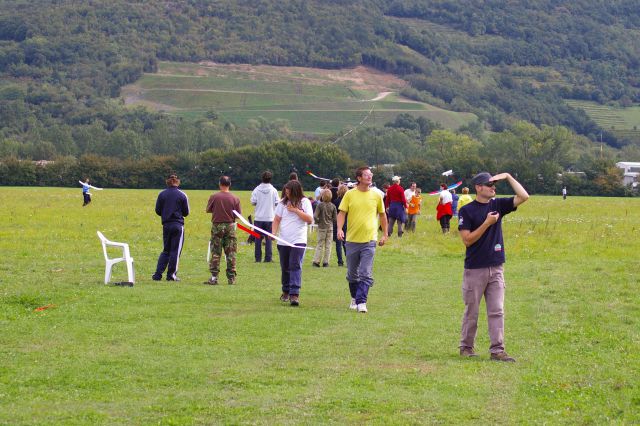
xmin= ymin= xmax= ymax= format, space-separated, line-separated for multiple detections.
xmin=0 ymin=119 xmax=631 ymax=197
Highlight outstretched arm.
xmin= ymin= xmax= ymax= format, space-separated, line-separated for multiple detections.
xmin=491 ymin=173 xmax=529 ymax=207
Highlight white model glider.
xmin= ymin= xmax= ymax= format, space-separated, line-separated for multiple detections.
xmin=441 ymin=170 xmax=454 ymax=177
xmin=79 ymin=181 xmax=103 ymax=190
xmin=233 ymin=210 xmax=313 ymax=250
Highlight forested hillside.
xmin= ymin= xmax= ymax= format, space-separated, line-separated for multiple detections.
xmin=0 ymin=0 xmax=638 ymax=194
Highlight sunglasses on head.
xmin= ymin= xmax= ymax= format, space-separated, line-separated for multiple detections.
xmin=482 ymin=182 xmax=495 ymax=187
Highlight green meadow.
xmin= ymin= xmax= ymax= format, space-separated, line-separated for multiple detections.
xmin=122 ymin=61 xmax=477 ymax=134
xmin=1 ymin=187 xmax=639 ymax=424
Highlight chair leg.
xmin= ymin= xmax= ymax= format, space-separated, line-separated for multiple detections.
xmin=126 ymin=259 xmax=135 ymax=283
xmin=105 ymin=263 xmax=112 ymax=284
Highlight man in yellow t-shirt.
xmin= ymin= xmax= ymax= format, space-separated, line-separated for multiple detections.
xmin=337 ymin=166 xmax=388 ymax=313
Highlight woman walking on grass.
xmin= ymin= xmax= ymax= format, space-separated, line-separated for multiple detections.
xmin=312 ymin=189 xmax=337 ymax=267
xmin=272 ymin=180 xmax=313 ymax=306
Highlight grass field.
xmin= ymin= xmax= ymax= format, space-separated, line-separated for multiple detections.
xmin=121 ymin=61 xmax=477 ymax=135
xmin=1 ymin=187 xmax=639 ymax=424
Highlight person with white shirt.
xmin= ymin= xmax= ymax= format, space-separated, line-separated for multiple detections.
xmin=436 ymin=183 xmax=453 ymax=234
xmin=250 ymin=171 xmax=280 ymax=263
xmin=404 ymin=182 xmax=417 ymax=205
xmin=272 ymin=180 xmax=314 ymax=307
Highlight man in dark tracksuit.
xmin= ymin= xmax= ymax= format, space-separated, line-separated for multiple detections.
xmin=153 ymin=174 xmax=190 ymax=281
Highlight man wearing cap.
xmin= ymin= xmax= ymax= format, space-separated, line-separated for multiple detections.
xmin=153 ymin=174 xmax=190 ymax=282
xmin=385 ymin=175 xmax=408 ymax=237
xmin=457 ymin=172 xmax=529 ymax=362
xmin=206 ymin=176 xmax=242 ymax=285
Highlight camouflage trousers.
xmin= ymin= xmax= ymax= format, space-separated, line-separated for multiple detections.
xmin=209 ymin=222 xmax=238 ymax=280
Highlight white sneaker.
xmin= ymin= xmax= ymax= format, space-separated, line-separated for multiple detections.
xmin=357 ymin=303 xmax=367 ymax=313
xmin=349 ymin=298 xmax=357 ymax=310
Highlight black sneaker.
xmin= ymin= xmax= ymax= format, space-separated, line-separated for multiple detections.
xmin=312 ymin=262 xmax=320 ymax=267
xmin=322 ymin=263 xmax=329 ymax=267
xmin=152 ymin=275 xmax=162 ymax=281
xmin=166 ymin=277 xmax=180 ymax=282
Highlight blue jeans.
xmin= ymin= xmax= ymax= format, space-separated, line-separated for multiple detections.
xmin=345 ymin=241 xmax=376 ymax=304
xmin=277 ymin=243 xmax=306 ymax=295
xmin=254 ymin=220 xmax=273 ymax=262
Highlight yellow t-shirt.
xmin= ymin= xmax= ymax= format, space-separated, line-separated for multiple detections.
xmin=457 ymin=194 xmax=474 ymax=211
xmin=338 ymin=188 xmax=384 ymax=243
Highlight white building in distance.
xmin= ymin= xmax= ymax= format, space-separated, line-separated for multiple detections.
xmin=616 ymin=162 xmax=640 ymax=188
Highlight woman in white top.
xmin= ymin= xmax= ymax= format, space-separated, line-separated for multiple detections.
xmin=272 ymin=180 xmax=313 ymax=306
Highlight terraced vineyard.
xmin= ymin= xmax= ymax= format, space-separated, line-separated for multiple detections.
xmin=121 ymin=61 xmax=477 ymax=135
xmin=566 ymin=100 xmax=640 ymax=141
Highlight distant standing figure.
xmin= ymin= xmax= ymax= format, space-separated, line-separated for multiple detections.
xmin=332 ymin=184 xmax=349 ymax=266
xmin=80 ymin=178 xmax=102 ymax=206
xmin=272 ymin=180 xmax=314 ymax=306
xmin=312 ymin=189 xmax=337 ymax=267
xmin=206 ymin=176 xmax=242 ymax=285
xmin=81 ymin=178 xmax=92 ymax=206
xmin=404 ymin=182 xmax=417 ymax=206
xmin=153 ymin=174 xmax=190 ymax=282
xmin=562 ymin=186 xmax=567 ymax=200
xmin=457 ymin=172 xmax=529 ymax=362
xmin=385 ymin=175 xmax=407 ymax=237
xmin=337 ymin=166 xmax=389 ymax=313
xmin=451 ymin=189 xmax=460 ymax=217
xmin=436 ymin=184 xmax=453 ymax=234
xmin=406 ymin=188 xmax=422 ymax=232
xmin=251 ymin=170 xmax=279 ymax=263
xmin=457 ymin=187 xmax=473 ymax=211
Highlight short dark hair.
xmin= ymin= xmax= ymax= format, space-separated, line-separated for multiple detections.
xmin=289 ymin=172 xmax=298 ymax=181
xmin=261 ymin=170 xmax=273 ymax=183
xmin=355 ymin=166 xmax=371 ymax=180
xmin=166 ymin=174 xmax=180 ymax=186
xmin=331 ymin=178 xmax=340 ymax=187
xmin=219 ymin=175 xmax=231 ymax=187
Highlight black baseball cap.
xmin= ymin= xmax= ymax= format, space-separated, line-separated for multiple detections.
xmin=471 ymin=172 xmax=492 ymax=186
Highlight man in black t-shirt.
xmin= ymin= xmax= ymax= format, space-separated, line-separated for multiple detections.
xmin=457 ymin=172 xmax=529 ymax=362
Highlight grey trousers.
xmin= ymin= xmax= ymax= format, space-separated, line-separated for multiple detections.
xmin=345 ymin=241 xmax=376 ymax=304
xmin=459 ymin=264 xmax=506 ymax=354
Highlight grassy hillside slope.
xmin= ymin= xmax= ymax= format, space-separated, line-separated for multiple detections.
xmin=122 ymin=61 xmax=477 ymax=135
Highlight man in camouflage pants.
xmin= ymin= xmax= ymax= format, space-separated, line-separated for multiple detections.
xmin=205 ymin=176 xmax=242 ymax=285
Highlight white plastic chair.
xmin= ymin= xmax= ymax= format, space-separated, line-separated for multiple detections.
xmin=97 ymin=231 xmax=135 ymax=284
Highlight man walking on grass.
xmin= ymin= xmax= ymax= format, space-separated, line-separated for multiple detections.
xmin=205 ymin=176 xmax=241 ymax=285
xmin=458 ymin=172 xmax=529 ymax=361
xmin=337 ymin=166 xmax=388 ymax=313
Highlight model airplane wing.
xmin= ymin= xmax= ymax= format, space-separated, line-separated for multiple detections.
xmin=233 ymin=210 xmax=312 ymax=249
xmin=428 ymin=180 xmax=463 ymax=195
xmin=79 ymin=180 xmax=103 ymax=190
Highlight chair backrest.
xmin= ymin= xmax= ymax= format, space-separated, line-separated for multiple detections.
xmin=97 ymin=231 xmax=110 ymax=261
